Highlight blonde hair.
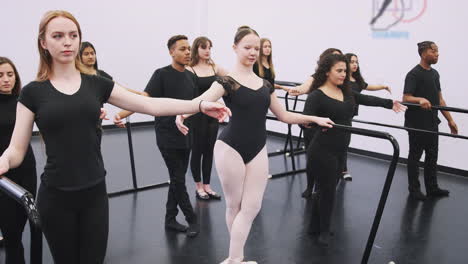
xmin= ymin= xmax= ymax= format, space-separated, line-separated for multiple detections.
xmin=36 ymin=10 xmax=91 ymax=81
xmin=256 ymin=38 xmax=275 ymax=79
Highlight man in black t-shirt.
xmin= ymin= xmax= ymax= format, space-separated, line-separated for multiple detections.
xmin=115 ymin=35 xmax=199 ymax=236
xmin=403 ymin=41 xmax=458 ymax=201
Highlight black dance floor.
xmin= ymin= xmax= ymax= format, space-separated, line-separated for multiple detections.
xmin=1 ymin=125 xmax=467 ymax=263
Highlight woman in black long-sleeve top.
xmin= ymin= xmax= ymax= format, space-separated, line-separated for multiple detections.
xmin=0 ymin=57 xmax=37 ymax=264
xmin=303 ymin=54 xmax=406 ymax=246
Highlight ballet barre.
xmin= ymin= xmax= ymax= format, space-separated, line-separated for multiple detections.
xmin=0 ymin=175 xmax=42 ymax=264
xmin=107 ymin=118 xmax=170 ymax=198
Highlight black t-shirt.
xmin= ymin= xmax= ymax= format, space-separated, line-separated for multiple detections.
xmin=97 ymin=69 xmax=113 ymax=80
xmin=303 ymin=89 xmax=392 ymax=153
xmin=144 ymin=65 xmax=196 ymax=149
xmin=403 ymin=64 xmax=441 ymax=130
xmin=19 ymin=73 xmax=114 ymax=190
xmin=253 ymin=63 xmax=275 ymax=87
xmin=0 ymin=93 xmax=36 ymax=166
xmin=349 ymin=80 xmax=368 ymax=116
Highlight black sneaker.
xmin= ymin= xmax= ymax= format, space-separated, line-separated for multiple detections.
xmin=187 ymin=223 xmax=199 ymax=237
xmin=427 ymin=188 xmax=450 ymax=197
xmin=409 ymin=190 xmax=427 ymax=201
xmin=165 ymin=220 xmax=188 ymax=232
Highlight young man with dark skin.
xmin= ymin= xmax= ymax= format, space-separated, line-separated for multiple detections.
xmin=403 ymin=41 xmax=458 ymax=201
xmin=114 ymin=35 xmax=199 ymax=236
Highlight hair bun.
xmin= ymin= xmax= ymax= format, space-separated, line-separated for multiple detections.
xmin=237 ymin=25 xmax=251 ymax=32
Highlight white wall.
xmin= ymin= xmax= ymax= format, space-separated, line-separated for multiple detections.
xmin=2 ymin=0 xmax=467 ymax=170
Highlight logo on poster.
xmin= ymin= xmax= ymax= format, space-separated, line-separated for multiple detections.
xmin=370 ymin=0 xmax=427 ymax=39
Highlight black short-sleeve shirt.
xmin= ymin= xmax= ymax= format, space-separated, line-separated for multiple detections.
xmin=144 ymin=65 xmax=196 ymax=149
xmin=403 ymin=64 xmax=441 ymax=130
xmin=18 ymin=73 xmax=114 ymax=190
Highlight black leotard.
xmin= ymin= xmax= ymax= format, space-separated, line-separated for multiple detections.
xmin=216 ymin=76 xmax=274 ymax=163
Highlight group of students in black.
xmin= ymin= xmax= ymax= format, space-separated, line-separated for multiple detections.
xmin=0 ymin=9 xmax=459 ymax=264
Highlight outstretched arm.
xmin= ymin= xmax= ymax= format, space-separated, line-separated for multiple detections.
xmin=176 ymin=81 xmax=228 ymax=135
xmin=288 ymin=76 xmax=314 ymax=96
xmin=108 ymin=83 xmax=229 ymax=120
xmin=269 ymin=91 xmax=333 ymax=127
xmin=355 ymin=92 xmax=406 ymax=113
xmin=366 ymin=84 xmax=391 ymax=94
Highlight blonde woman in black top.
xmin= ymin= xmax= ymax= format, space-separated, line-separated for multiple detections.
xmin=253 ymin=38 xmax=287 ymax=90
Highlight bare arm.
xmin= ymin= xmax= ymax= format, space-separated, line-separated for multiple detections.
xmin=402 ymin=93 xmax=432 ymax=110
xmin=288 ymin=76 xmax=314 ymax=96
xmin=269 ymin=91 xmax=333 ymax=127
xmin=109 ymin=83 xmax=226 ymax=117
xmin=439 ymin=92 xmax=458 ymax=134
xmin=0 ymin=103 xmax=35 ymax=175
xmin=366 ymin=84 xmax=391 ymax=93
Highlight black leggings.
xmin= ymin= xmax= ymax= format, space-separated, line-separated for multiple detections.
xmin=190 ymin=116 xmax=219 ymax=184
xmin=0 ymin=155 xmax=36 ymax=264
xmin=307 ymin=147 xmax=343 ymax=233
xmin=37 ymin=180 xmax=109 ymax=264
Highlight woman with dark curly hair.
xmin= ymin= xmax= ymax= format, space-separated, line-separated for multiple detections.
xmin=341 ymin=53 xmax=392 ymax=181
xmin=303 ymin=54 xmax=406 ymax=246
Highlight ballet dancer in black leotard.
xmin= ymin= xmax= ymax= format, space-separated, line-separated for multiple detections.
xmin=253 ymin=38 xmax=287 ymax=91
xmin=176 ymin=26 xmax=333 ymax=264
xmin=303 ymin=54 xmax=406 ymax=246
xmin=187 ymin=36 xmax=228 ymax=200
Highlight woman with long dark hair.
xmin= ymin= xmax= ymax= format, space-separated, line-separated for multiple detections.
xmin=340 ymin=53 xmax=392 ymax=181
xmin=0 ymin=10 xmax=228 ymax=263
xmin=187 ymin=36 xmax=227 ymax=200
xmin=303 ymin=54 xmax=405 ymax=246
xmin=0 ymin=57 xmax=37 ymax=264
xmin=79 ymin=41 xmax=113 ymax=80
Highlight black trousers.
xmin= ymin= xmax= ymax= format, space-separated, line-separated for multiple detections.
xmin=303 ymin=128 xmax=316 ymax=191
xmin=190 ymin=116 xmax=218 ymax=184
xmin=0 ymin=156 xmax=37 ymax=264
xmin=307 ymin=147 xmax=342 ymax=233
xmin=37 ymin=181 xmax=109 ymax=264
xmin=159 ymin=148 xmax=197 ymax=223
xmin=407 ymin=130 xmax=439 ymax=192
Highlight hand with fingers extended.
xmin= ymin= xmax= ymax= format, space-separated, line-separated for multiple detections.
xmin=113 ymin=113 xmax=126 ymax=128
xmin=99 ymin=108 xmax=109 ymax=120
xmin=419 ymin=98 xmax=432 ymax=110
xmin=199 ymin=100 xmax=231 ymax=122
xmin=392 ymin=101 xmax=407 ymax=113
